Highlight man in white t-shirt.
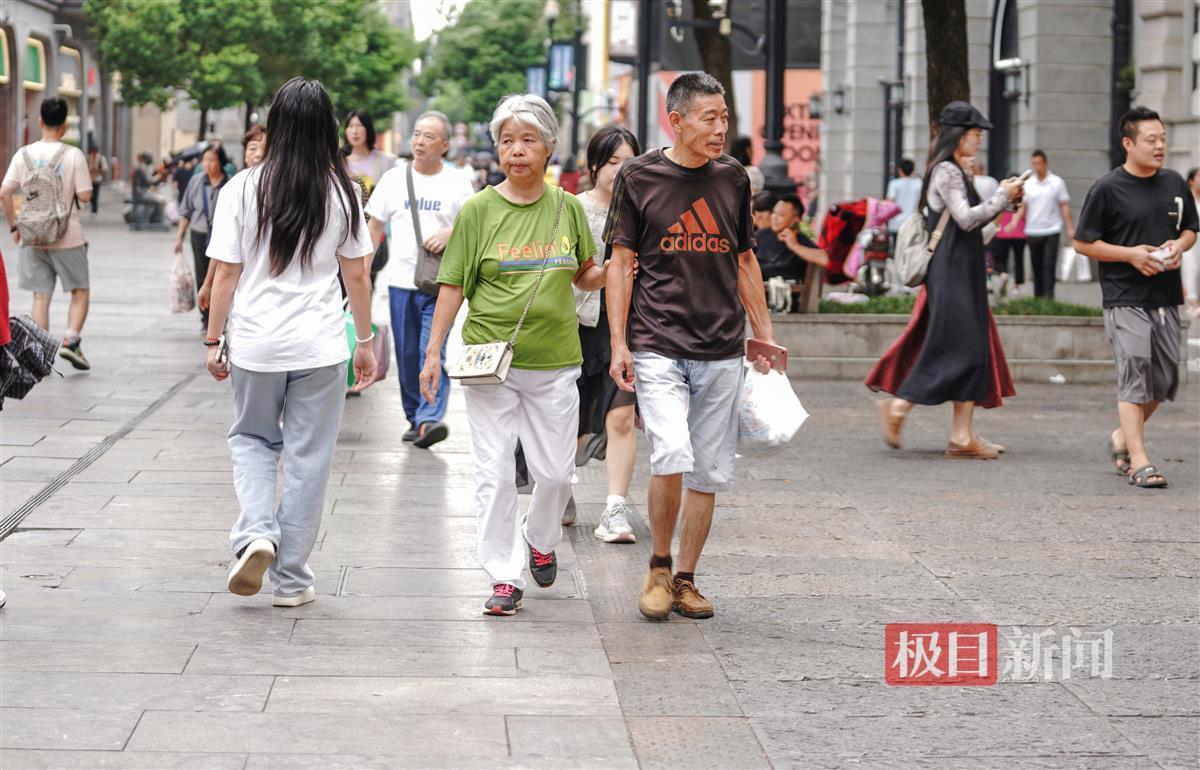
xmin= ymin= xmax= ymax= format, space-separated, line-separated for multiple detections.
xmin=885 ymin=158 xmax=922 ymax=245
xmin=367 ymin=111 xmax=474 ymax=448
xmin=1020 ymin=149 xmax=1074 ymax=298
xmin=1 ymin=96 xmax=94 ymax=369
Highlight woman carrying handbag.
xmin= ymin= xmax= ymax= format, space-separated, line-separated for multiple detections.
xmin=419 ymin=94 xmax=606 ymax=616
xmin=866 ymin=101 xmax=1022 ymax=459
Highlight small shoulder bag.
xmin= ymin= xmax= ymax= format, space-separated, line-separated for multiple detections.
xmin=408 ymin=162 xmax=442 ymax=297
xmin=448 ymin=189 xmax=566 ymax=386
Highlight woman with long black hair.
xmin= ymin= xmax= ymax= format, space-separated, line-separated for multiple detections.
xmin=866 ymin=101 xmax=1022 ymax=459
xmin=205 ymin=77 xmax=377 ymax=607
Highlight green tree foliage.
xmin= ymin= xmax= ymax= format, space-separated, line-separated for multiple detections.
xmin=86 ymin=0 xmax=415 ymax=132
xmin=418 ymin=0 xmax=581 ymax=125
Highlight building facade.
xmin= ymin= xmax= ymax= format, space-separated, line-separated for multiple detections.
xmin=821 ymin=0 xmax=1200 ymax=217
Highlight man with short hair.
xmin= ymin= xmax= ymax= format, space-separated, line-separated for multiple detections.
xmin=1074 ymin=107 xmax=1197 ymax=489
xmin=605 ymin=72 xmax=775 ymax=621
xmin=1 ymin=96 xmax=94 ymax=369
xmin=755 ymin=193 xmax=828 ymax=283
xmin=1021 ymin=149 xmax=1074 ymax=298
xmin=367 ymin=111 xmax=474 ymax=448
xmin=885 ymin=158 xmax=921 ymax=249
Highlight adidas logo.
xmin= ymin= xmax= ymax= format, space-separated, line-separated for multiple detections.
xmin=660 ymin=197 xmax=732 ymax=253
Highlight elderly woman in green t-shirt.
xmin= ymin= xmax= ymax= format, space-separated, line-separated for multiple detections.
xmin=420 ymin=94 xmax=606 ymax=616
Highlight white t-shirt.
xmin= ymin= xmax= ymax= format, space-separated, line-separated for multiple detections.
xmin=1 ymin=140 xmax=91 ymax=249
xmin=366 ymin=161 xmax=474 ymax=291
xmin=207 ymin=167 xmax=373 ymax=373
xmin=1023 ymin=172 xmax=1070 ymax=237
xmin=885 ymin=176 xmax=922 ymax=233
xmin=972 ymin=174 xmax=999 ymax=204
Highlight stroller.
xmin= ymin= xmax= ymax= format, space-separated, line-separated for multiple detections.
xmin=818 ymin=197 xmax=901 ymax=296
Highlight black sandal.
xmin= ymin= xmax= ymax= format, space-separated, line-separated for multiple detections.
xmin=1128 ymin=464 xmax=1167 ymax=488
xmin=1108 ymin=437 xmax=1131 ymax=476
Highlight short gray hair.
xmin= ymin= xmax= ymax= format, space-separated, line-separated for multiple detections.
xmin=666 ymin=72 xmax=725 ymax=116
xmin=489 ymin=94 xmax=558 ymax=152
xmin=415 ymin=110 xmax=452 ymax=141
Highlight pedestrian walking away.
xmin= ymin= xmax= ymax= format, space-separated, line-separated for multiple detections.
xmin=604 ymin=73 xmax=776 ymax=622
xmin=342 ymin=110 xmax=397 ymax=289
xmin=198 ymin=126 xmax=268 ymax=311
xmin=1181 ymin=166 xmax=1200 ymax=318
xmin=1013 ymin=150 xmax=1075 ymax=299
xmin=886 ymin=158 xmax=922 ymax=252
xmin=367 ymin=111 xmax=473 ymax=448
xmin=174 ymin=143 xmax=230 ymax=329
xmin=419 ymin=93 xmax=606 ymax=616
xmin=204 ymin=77 xmax=377 ymax=606
xmin=575 ymin=126 xmax=641 ymax=542
xmin=1 ymin=96 xmax=94 ymax=370
xmin=87 ymin=144 xmax=108 ymax=216
xmin=866 ymin=101 xmax=1022 ymax=460
xmin=1072 ymin=107 xmax=1198 ymax=489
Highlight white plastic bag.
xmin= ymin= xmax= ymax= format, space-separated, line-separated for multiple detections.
xmin=1057 ymin=245 xmax=1091 ymax=283
xmin=737 ymin=366 xmax=809 ymax=454
xmin=169 ymin=250 xmax=196 ymax=313
xmin=164 ymin=197 xmax=180 ymax=225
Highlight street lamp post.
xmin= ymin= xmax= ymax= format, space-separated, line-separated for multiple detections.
xmin=759 ymin=0 xmax=793 ymax=198
xmin=544 ymin=0 xmax=586 ymax=160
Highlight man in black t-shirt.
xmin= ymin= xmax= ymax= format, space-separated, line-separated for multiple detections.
xmin=1074 ymin=107 xmax=1198 ymax=488
xmin=604 ymin=73 xmax=776 ymax=621
xmin=755 ymin=193 xmax=829 ymax=283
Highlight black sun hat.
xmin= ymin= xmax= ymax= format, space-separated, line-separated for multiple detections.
xmin=939 ymin=101 xmax=993 ymax=130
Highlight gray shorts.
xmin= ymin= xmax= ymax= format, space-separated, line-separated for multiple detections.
xmin=18 ymin=243 xmax=89 ymax=294
xmin=1104 ymin=305 xmax=1180 ymax=404
xmin=632 ymin=351 xmax=743 ymax=493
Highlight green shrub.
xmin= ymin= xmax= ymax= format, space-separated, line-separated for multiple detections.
xmin=818 ymin=294 xmax=1101 ymax=317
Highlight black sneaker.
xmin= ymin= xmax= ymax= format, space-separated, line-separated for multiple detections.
xmin=484 ymin=583 xmax=523 ymax=616
xmin=59 ymin=340 xmax=90 ymax=370
xmin=402 ymin=426 xmax=420 ymax=442
xmin=413 ymin=421 xmax=449 ymax=449
xmin=528 ymin=543 xmax=557 ymax=587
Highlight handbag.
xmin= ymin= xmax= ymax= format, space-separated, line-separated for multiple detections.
xmin=894 ymin=208 xmax=951 ymax=287
xmin=344 ymin=312 xmax=390 ymax=387
xmin=169 ymin=249 xmax=195 ymax=313
xmin=448 ymin=188 xmax=566 ymax=386
xmin=408 ymin=162 xmax=441 ymax=297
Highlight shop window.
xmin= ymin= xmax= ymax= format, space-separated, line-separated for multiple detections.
xmin=24 ymin=38 xmax=45 ymax=91
xmin=0 ymin=33 xmax=10 ymax=85
xmin=58 ymin=46 xmax=82 ymax=96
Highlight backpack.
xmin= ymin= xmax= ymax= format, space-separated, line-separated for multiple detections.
xmin=15 ymin=145 xmax=72 ymax=246
xmin=894 ymin=208 xmax=951 ymax=287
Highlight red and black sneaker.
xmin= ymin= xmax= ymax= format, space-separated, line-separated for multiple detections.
xmin=484 ymin=583 xmax=523 ymax=616
xmin=528 ymin=544 xmax=557 ymax=587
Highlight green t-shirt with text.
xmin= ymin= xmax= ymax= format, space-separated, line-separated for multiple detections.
xmin=439 ymin=186 xmax=597 ymax=370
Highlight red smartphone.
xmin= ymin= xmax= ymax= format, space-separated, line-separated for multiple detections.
xmin=746 ymin=338 xmax=788 ymax=372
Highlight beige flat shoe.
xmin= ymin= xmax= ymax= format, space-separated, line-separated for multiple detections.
xmin=976 ymin=435 xmax=1005 ymax=454
xmin=945 ymin=438 xmax=1000 ymax=460
xmin=877 ymin=400 xmax=904 ymax=449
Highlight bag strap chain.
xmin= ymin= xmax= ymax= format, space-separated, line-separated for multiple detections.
xmin=507 ymin=187 xmax=566 ymax=347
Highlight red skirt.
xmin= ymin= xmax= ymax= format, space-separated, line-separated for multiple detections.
xmin=864 ymin=289 xmax=1016 ymax=409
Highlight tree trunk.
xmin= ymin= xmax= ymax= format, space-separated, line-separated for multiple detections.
xmin=198 ymin=107 xmax=209 ymax=141
xmin=692 ymin=0 xmax=740 ymax=149
xmin=921 ymin=0 xmax=971 ymax=139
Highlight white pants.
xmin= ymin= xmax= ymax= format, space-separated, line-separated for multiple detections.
xmin=1182 ymin=243 xmax=1200 ymax=303
xmin=464 ymin=366 xmax=580 ymax=590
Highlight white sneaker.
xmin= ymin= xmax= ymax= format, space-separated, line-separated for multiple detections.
xmin=227 ymin=539 xmax=275 ymax=596
xmin=272 ymin=585 xmax=316 ymax=607
xmin=594 ymin=502 xmax=637 ymax=544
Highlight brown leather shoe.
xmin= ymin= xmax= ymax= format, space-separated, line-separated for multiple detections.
xmin=672 ymin=577 xmax=714 ymax=619
xmin=945 ymin=438 xmax=1000 ymax=460
xmin=876 ymin=400 xmax=904 ymax=449
xmin=639 ymin=567 xmax=673 ymax=621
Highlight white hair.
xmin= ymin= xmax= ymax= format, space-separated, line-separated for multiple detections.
xmin=489 ymin=94 xmax=558 ymax=152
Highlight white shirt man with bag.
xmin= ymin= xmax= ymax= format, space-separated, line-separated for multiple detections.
xmin=367 ymin=111 xmax=473 ymax=449
xmin=1019 ymin=150 xmax=1074 ymax=298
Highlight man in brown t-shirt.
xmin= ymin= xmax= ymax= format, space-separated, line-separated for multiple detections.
xmin=604 ymin=72 xmax=776 ymax=622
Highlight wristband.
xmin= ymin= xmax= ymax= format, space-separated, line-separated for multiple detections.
xmin=203 ymin=338 xmax=221 ymax=347
xmin=9 ymin=226 xmax=17 ymax=233
xmin=355 ymin=332 xmax=375 ymax=344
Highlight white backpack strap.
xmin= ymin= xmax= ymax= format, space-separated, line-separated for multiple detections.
xmin=20 ymin=148 xmax=35 ymax=172
xmin=49 ymin=143 xmax=70 ymax=170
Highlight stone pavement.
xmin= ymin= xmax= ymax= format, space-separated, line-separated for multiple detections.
xmin=1 ymin=207 xmax=1197 ymax=769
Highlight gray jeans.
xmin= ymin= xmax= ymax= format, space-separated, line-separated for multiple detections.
xmin=228 ymin=362 xmax=346 ymax=597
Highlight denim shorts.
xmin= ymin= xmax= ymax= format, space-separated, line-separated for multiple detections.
xmin=632 ymin=351 xmax=743 ymax=493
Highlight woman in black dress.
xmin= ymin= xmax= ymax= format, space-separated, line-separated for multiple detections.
xmin=866 ymin=102 xmax=1022 ymax=459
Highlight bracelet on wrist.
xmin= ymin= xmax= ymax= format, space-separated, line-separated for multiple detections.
xmin=355 ymin=332 xmax=375 ymax=344
xmin=203 ymin=338 xmax=221 ymax=347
